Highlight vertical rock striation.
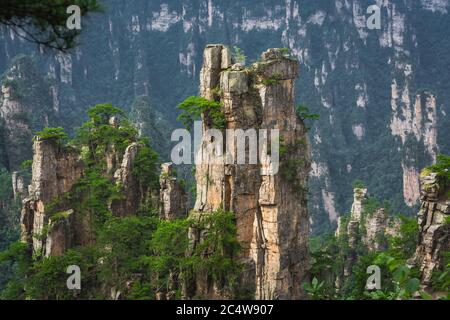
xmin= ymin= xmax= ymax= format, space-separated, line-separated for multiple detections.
xmin=20 ymin=137 xmax=165 ymax=257
xmin=20 ymin=138 xmax=84 ymax=256
xmin=159 ymin=162 xmax=187 ymax=220
xmin=412 ymin=173 xmax=449 ymax=288
xmin=189 ymin=45 xmax=310 ymax=299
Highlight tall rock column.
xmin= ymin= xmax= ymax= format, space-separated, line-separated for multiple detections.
xmin=159 ymin=162 xmax=187 ymax=220
xmin=190 ymin=45 xmax=310 ymax=299
xmin=250 ymin=49 xmax=310 ymax=300
xmin=412 ymin=173 xmax=449 ymax=288
xmin=21 ymin=138 xmax=85 ymax=256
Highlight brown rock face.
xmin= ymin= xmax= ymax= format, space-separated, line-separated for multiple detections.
xmin=412 ymin=173 xmax=450 ymax=288
xmin=20 ymin=138 xmax=85 ymax=256
xmin=159 ymin=162 xmax=187 ymax=220
xmin=189 ymin=45 xmax=310 ymax=299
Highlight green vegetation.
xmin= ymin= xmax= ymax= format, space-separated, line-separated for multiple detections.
xmin=352 ymin=179 xmax=366 ymax=189
xmin=0 ymin=105 xmax=243 ymax=300
xmin=261 ymin=72 xmax=283 ymax=86
xmin=20 ymin=160 xmax=33 ymax=171
xmin=35 ymin=127 xmax=68 ymax=144
xmin=279 ymin=138 xmax=309 ymax=192
xmin=279 ymin=47 xmax=291 ymax=58
xmin=177 ymin=96 xmax=225 ymax=130
xmin=76 ymin=104 xmax=137 ymax=161
xmin=428 ymin=154 xmax=450 ymax=180
xmin=296 ymin=104 xmax=320 ymax=121
xmin=306 ymin=203 xmax=435 ymax=300
xmin=0 ymin=0 xmax=102 ymax=51
xmin=232 ymin=46 xmax=246 ymax=65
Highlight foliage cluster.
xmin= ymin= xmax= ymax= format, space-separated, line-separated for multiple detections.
xmin=177 ymin=96 xmax=225 ymax=131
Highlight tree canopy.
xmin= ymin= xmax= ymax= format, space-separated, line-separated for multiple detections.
xmin=0 ymin=0 xmax=101 ymax=51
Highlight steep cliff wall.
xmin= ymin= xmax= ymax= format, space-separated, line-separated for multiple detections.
xmin=20 ymin=136 xmax=162 ymax=257
xmin=159 ymin=162 xmax=187 ymax=220
xmin=412 ymin=173 xmax=449 ymax=288
xmin=1 ymin=1 xmax=449 ymax=234
xmin=110 ymin=142 xmax=159 ymax=217
xmin=189 ymin=45 xmax=310 ymax=299
xmin=21 ymin=138 xmax=84 ymax=256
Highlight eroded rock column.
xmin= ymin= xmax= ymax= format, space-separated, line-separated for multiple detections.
xmin=412 ymin=173 xmax=450 ymax=288
xmin=190 ymin=45 xmax=310 ymax=299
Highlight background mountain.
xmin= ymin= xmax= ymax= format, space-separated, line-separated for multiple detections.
xmin=1 ymin=0 xmax=449 ymax=234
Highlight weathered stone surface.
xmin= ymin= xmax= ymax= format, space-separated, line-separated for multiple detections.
xmin=20 ymin=137 xmax=159 ymax=257
xmin=412 ymin=173 xmax=450 ymax=288
xmin=11 ymin=171 xmax=27 ymax=200
xmin=159 ymin=162 xmax=187 ymax=220
xmin=363 ymin=208 xmax=398 ymax=252
xmin=45 ymin=209 xmax=74 ymax=257
xmin=110 ymin=142 xmax=147 ymax=217
xmin=220 ymin=70 xmax=248 ymax=94
xmin=338 ymin=187 xmax=401 ymax=281
xmin=189 ymin=45 xmax=310 ymax=300
xmin=20 ymin=138 xmax=84 ymax=256
xmin=350 ymin=188 xmax=367 ymax=222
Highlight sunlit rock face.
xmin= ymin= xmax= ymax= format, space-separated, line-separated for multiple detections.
xmin=188 ymin=45 xmax=310 ymax=300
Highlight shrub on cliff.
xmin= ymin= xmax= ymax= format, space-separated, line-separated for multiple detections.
xmin=35 ymin=127 xmax=68 ymax=145
xmin=177 ymin=96 xmax=225 ymax=130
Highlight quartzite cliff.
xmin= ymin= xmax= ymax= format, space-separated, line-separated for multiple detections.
xmin=187 ymin=45 xmax=310 ymax=299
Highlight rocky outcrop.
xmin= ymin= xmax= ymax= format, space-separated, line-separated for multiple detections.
xmin=338 ymin=187 xmax=400 ymax=251
xmin=11 ymin=171 xmax=27 ymax=201
xmin=337 ymin=187 xmax=401 ymax=280
xmin=20 ymin=126 xmax=174 ymax=257
xmin=20 ymin=138 xmax=85 ymax=256
xmin=412 ymin=173 xmax=449 ymax=288
xmin=159 ymin=162 xmax=187 ymax=220
xmin=110 ymin=142 xmax=158 ymax=217
xmin=188 ymin=45 xmax=310 ymax=299
xmin=363 ymin=208 xmax=400 ymax=252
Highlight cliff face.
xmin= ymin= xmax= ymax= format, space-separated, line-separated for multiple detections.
xmin=412 ymin=173 xmax=449 ymax=288
xmin=0 ymin=55 xmax=57 ymax=172
xmin=189 ymin=45 xmax=310 ymax=299
xmin=20 ymin=135 xmax=166 ymax=257
xmin=159 ymin=162 xmax=187 ymax=220
xmin=2 ymin=1 xmax=449 ymax=234
xmin=21 ymin=138 xmax=84 ymax=256
xmin=110 ymin=142 xmax=159 ymax=217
